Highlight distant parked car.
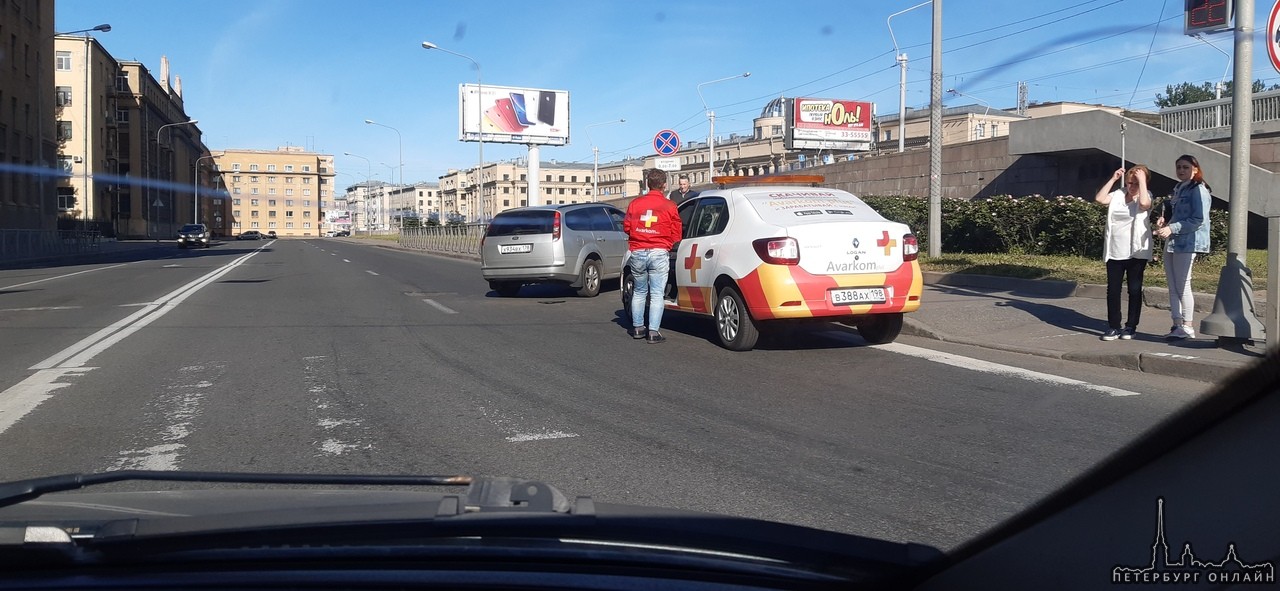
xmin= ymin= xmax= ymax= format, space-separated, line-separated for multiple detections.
xmin=480 ymin=202 xmax=629 ymax=298
xmin=267 ymin=231 xmax=278 ymax=239
xmin=177 ymin=224 xmax=211 ymax=249
xmin=237 ymin=231 xmax=263 ymax=240
xmin=335 ymin=230 xmax=350 ymax=237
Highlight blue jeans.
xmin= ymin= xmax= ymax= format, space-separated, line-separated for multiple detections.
xmin=630 ymin=249 xmax=670 ymax=332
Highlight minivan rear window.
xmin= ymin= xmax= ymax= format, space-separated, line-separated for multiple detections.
xmin=486 ymin=211 xmax=555 ymax=236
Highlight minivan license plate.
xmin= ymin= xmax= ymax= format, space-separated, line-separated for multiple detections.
xmin=829 ymin=287 xmax=886 ymax=305
xmin=499 ymin=244 xmax=532 ymax=254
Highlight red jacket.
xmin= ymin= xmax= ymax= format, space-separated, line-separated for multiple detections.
xmin=624 ymin=189 xmax=682 ymax=251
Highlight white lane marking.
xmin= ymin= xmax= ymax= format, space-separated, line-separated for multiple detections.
xmin=343 ymin=259 xmax=351 ymax=263
xmin=118 ymin=303 xmax=150 ymax=307
xmin=111 ymin=364 xmax=224 ymax=471
xmin=507 ymin=431 xmax=579 ymax=443
xmin=422 ymin=299 xmax=457 ymax=314
xmin=873 ymin=342 xmax=1142 ymax=397
xmin=0 ymin=263 xmax=131 ymax=291
xmin=0 ymin=306 xmax=81 ymax=312
xmin=0 ymin=368 xmax=93 ymax=434
xmin=1148 ymin=352 xmax=1200 ymax=360
xmin=163 ymin=264 xmax=181 ymax=268
xmin=303 ymin=356 xmax=371 ymax=457
xmin=32 ymin=247 xmax=266 ymax=370
xmin=0 ymin=245 xmax=269 ymax=437
xmin=479 ymin=405 xmax=580 ymax=444
xmin=366 ymin=270 xmax=379 ymax=276
xmin=331 ymin=253 xmax=337 ymax=256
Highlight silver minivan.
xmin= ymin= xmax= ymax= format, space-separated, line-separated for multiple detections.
xmin=480 ymin=203 xmax=630 ymax=297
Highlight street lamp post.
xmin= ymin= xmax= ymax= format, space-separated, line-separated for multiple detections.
xmin=888 ymin=1 xmax=930 ymax=154
xmin=698 ymin=72 xmax=750 ymax=182
xmin=1193 ymin=34 xmax=1232 ymax=128
xmin=421 ymin=41 xmax=482 ymax=222
xmin=365 ymin=119 xmax=403 ymax=230
xmin=154 ymin=120 xmax=199 ymax=239
xmin=584 ymin=118 xmax=625 ymax=202
xmin=344 ymin=152 xmax=372 ymax=231
xmin=193 ymin=153 xmax=221 ymax=224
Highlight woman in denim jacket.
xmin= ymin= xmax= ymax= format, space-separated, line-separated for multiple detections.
xmin=1154 ymin=154 xmax=1211 ymax=340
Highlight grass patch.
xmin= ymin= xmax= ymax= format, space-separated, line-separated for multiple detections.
xmin=921 ymin=250 xmax=1269 ymax=293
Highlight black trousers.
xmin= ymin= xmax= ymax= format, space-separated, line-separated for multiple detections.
xmin=1106 ymin=258 xmax=1148 ymax=330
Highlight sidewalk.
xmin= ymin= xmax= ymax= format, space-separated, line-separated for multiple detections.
xmin=905 ymin=272 xmax=1271 ymax=384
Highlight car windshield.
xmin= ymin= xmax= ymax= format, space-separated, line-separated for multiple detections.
xmin=4 ymin=1 xmax=1274 ymax=583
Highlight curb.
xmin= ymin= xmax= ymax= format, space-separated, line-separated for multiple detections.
xmin=902 ymin=316 xmax=1243 ymax=384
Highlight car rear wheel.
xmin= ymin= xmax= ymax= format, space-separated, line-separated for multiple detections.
xmin=858 ymin=313 xmax=903 ymax=344
xmin=577 ymin=259 xmax=602 ymax=297
xmin=621 ymin=271 xmax=635 ymax=318
xmin=715 ymin=285 xmax=760 ymax=352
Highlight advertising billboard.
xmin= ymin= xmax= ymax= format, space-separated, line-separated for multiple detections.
xmin=458 ymin=84 xmax=570 ymax=146
xmin=785 ymin=97 xmax=874 ymax=152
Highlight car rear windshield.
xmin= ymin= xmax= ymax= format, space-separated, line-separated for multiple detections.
xmin=486 ymin=211 xmax=555 ymax=236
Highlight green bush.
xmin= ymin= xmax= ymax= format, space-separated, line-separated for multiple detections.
xmin=862 ymin=194 xmax=1227 ymax=258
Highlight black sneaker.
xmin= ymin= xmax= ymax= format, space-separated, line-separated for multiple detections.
xmin=645 ymin=332 xmax=667 ymax=344
xmin=1120 ymin=327 xmax=1135 ymax=340
xmin=1100 ymin=328 xmax=1121 ymax=341
xmin=631 ymin=327 xmax=646 ymax=339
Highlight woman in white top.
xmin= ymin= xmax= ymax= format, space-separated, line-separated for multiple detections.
xmin=1093 ymin=165 xmax=1153 ymax=341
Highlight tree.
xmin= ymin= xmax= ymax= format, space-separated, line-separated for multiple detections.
xmin=1155 ymin=79 xmax=1280 ymax=108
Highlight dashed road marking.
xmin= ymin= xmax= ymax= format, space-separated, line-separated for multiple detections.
xmin=873 ymin=342 xmax=1142 ymax=397
xmin=422 ymin=299 xmax=457 ymax=314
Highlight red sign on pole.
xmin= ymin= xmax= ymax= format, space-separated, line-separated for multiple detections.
xmin=1268 ymin=0 xmax=1280 ymax=74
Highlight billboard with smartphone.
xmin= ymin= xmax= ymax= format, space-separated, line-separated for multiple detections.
xmin=458 ymin=84 xmax=570 ymax=146
xmin=785 ymin=97 xmax=874 ymax=152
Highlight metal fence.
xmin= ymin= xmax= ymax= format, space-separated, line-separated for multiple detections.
xmin=0 ymin=229 xmax=102 ymax=262
xmin=397 ymin=224 xmax=486 ymax=258
xmin=1160 ymin=89 xmax=1280 ymax=134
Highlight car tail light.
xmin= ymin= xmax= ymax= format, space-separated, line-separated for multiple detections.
xmin=553 ymin=211 xmax=562 ymax=241
xmin=752 ymin=237 xmax=800 ymax=265
xmin=902 ymin=233 xmax=919 ymax=262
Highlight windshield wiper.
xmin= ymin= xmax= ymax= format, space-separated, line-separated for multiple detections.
xmin=0 ymin=471 xmax=474 ymax=510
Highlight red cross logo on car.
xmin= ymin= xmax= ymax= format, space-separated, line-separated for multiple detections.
xmin=877 ymin=230 xmax=897 ymax=256
xmin=684 ymin=243 xmax=702 ymax=282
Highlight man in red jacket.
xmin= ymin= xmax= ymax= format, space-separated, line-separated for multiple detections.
xmin=623 ymin=169 xmax=683 ymax=343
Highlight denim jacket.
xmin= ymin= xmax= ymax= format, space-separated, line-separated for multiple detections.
xmin=1165 ymin=181 xmax=1211 ymax=254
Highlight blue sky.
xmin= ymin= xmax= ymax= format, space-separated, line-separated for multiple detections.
xmin=57 ymin=0 xmax=1280 ymax=187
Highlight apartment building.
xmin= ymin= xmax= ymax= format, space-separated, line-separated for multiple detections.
xmin=0 ymin=1 xmax=55 ymax=230
xmin=435 ymin=160 xmax=642 ymax=222
xmin=214 ymin=148 xmax=336 ymax=237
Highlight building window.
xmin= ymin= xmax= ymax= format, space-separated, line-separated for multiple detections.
xmin=233 ymin=187 xmax=242 ymax=194
xmin=303 ymin=178 xmax=312 ymax=184
xmin=251 ymin=222 xmax=259 ymax=228
xmin=251 ymin=199 xmax=260 ymax=206
xmin=251 ymin=188 xmax=259 ymax=195
xmin=250 ymin=176 xmax=259 ymax=183
xmin=251 ymin=211 xmax=259 ymax=218
xmin=268 ymin=176 xmax=276 ymax=183
xmin=304 ymin=222 xmax=312 ymax=229
xmin=232 ymin=163 xmax=241 ymax=171
xmin=55 ymin=86 xmax=71 ymax=106
xmin=57 ymin=188 xmax=76 ymax=211
xmin=268 ymin=222 xmax=277 ymax=228
xmin=286 ymin=211 xmax=294 ymax=218
xmin=303 ymin=189 xmax=311 ymax=196
xmin=269 ymin=211 xmax=277 ymax=218
xmin=268 ymin=199 xmax=277 ymax=206
xmin=232 ymin=210 xmax=241 ymax=217
xmin=303 ymin=200 xmax=311 ymax=207
xmin=285 ymin=177 xmax=294 ymax=184
xmin=286 ymin=222 xmax=294 ymax=229
xmin=249 ymin=164 xmax=259 ymax=171
xmin=56 ymin=121 xmax=72 ymax=140
xmin=267 ymin=164 xmax=276 ymax=171
xmin=285 ymin=165 xmax=294 ymax=172
xmin=285 ymin=189 xmax=293 ymax=196
xmin=268 ymin=188 xmax=276 ymax=195
xmin=974 ymin=123 xmax=985 ymax=138
xmin=990 ymin=122 xmax=1000 ymax=136
xmin=55 ymin=51 xmax=71 ymax=71
xmin=303 ymin=211 xmax=311 ymax=218
xmin=884 ymin=129 xmax=892 ymax=141
xmin=233 ymin=198 xmax=241 ymax=205
xmin=115 ymin=108 xmax=129 ymax=123
xmin=302 ymin=165 xmax=311 ymax=172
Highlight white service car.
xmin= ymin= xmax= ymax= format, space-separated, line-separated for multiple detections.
xmin=622 ymin=176 xmax=922 ymax=351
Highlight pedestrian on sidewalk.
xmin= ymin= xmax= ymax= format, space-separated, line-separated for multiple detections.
xmin=1095 ymin=165 xmax=1153 ymax=341
xmin=1154 ymin=154 xmax=1212 ymax=340
xmin=623 ymin=168 xmax=683 ymax=344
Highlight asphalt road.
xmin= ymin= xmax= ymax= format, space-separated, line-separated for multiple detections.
xmin=0 ymin=238 xmax=1217 ymax=551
